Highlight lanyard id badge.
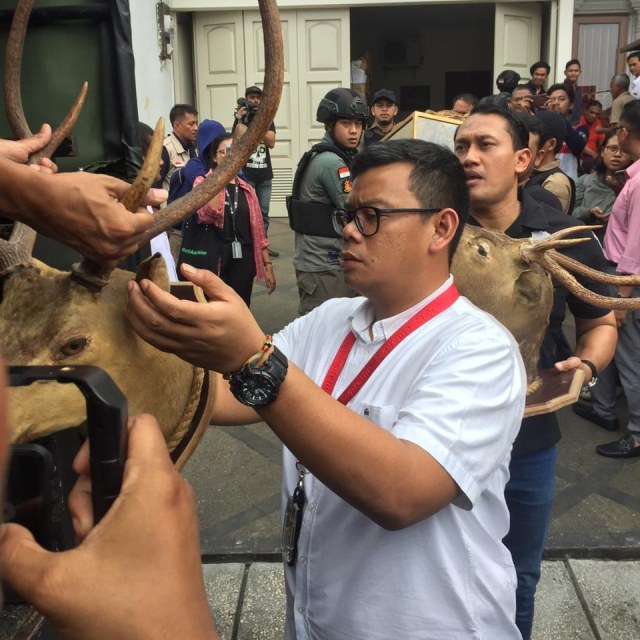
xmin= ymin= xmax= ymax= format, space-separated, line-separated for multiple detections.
xmin=226 ymin=185 xmax=243 ymax=259
xmin=282 ymin=464 xmax=306 ymax=566
xmin=281 ymin=283 xmax=460 ymax=567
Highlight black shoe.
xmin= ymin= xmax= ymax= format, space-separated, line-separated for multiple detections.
xmin=596 ymin=434 xmax=640 ymax=458
xmin=268 ymin=248 xmax=280 ymax=257
xmin=572 ymin=402 xmax=619 ymax=432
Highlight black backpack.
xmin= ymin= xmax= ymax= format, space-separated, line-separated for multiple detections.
xmin=286 ymin=143 xmax=351 ymax=238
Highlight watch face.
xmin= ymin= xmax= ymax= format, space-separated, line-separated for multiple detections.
xmin=239 ymin=375 xmax=277 ymax=406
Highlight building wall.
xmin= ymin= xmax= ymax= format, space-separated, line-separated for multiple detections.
xmin=130 ymin=1 xmax=176 ymax=128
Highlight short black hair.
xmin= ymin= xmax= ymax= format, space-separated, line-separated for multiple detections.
xmin=620 ymin=99 xmax=640 ymax=132
xmin=547 ymin=82 xmax=575 ymax=104
xmin=170 ymin=103 xmax=198 ymax=125
xmin=452 ymin=93 xmax=479 ymax=108
xmin=512 ymin=111 xmax=544 ymax=139
xmin=529 ymin=61 xmax=551 ymax=75
xmin=512 ymin=84 xmax=533 ymax=93
xmin=587 ymin=99 xmax=603 ymax=110
xmin=627 ymin=51 xmax=640 ymax=62
xmin=350 ymin=139 xmax=469 ymax=260
xmin=463 ymin=104 xmax=529 ymax=151
xmin=565 ymin=59 xmax=581 ymax=70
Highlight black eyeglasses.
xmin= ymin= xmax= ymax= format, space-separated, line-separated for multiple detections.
xmin=332 ymin=206 xmax=441 ymax=237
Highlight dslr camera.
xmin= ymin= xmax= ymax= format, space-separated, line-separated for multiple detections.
xmin=236 ymin=97 xmax=258 ymax=125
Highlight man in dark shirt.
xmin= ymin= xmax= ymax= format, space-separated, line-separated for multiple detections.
xmin=363 ymin=89 xmax=398 ymax=147
xmin=526 ymin=61 xmax=550 ymax=97
xmin=233 ymin=86 xmax=278 ymax=256
xmin=453 ymin=105 xmax=616 ymax=640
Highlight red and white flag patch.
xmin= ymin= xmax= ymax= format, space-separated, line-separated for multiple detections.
xmin=337 ymin=166 xmax=350 ymax=180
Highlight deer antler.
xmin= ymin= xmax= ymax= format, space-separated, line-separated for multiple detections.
xmin=139 ymin=0 xmax=284 ymax=242
xmin=73 ymin=0 xmax=283 ymax=288
xmin=520 ymin=225 xmax=640 ymax=310
xmin=0 ymin=0 xmax=88 ymax=278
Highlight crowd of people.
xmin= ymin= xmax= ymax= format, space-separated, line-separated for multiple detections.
xmin=0 ymin=49 xmax=638 ymax=640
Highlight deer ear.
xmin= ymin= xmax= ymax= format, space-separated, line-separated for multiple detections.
xmin=135 ymin=253 xmax=170 ymax=292
xmin=514 ymin=268 xmax=543 ymax=307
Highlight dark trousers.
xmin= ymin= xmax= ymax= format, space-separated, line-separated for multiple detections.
xmin=219 ymin=243 xmax=256 ymax=307
xmin=504 ymin=445 xmax=558 ymax=640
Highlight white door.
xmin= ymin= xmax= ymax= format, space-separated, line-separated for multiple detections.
xmin=193 ymin=8 xmax=351 ymax=217
xmin=243 ymin=9 xmax=299 ymax=217
xmin=296 ymin=10 xmax=351 ymax=153
xmin=194 ymin=11 xmax=246 ymax=126
xmin=494 ymin=3 xmax=542 ymax=84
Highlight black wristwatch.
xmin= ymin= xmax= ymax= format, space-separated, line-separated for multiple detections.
xmin=228 ymin=346 xmax=288 ymax=407
xmin=580 ymin=359 xmax=598 ymax=391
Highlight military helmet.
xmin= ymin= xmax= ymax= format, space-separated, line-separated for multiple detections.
xmin=316 ymin=88 xmax=369 ymax=124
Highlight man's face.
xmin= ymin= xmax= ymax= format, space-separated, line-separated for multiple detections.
xmin=548 ymin=89 xmax=572 ymax=116
xmin=371 ymin=99 xmax=398 ymax=127
xmin=453 ymin=113 xmax=530 ymax=213
xmin=173 ymin=112 xmax=198 ymax=143
xmin=531 ymin=67 xmax=548 ymax=87
xmin=452 ymin=99 xmax=473 ymax=116
xmin=628 ymin=56 xmax=640 ymax=77
xmin=332 ymin=119 xmax=364 ymax=149
xmin=564 ymin=64 xmax=581 ymax=84
xmin=510 ymin=88 xmax=533 ymax=113
xmin=584 ymin=104 xmax=602 ymax=124
xmin=246 ymin=92 xmax=262 ymax=106
xmin=341 ymin=163 xmax=449 ymax=299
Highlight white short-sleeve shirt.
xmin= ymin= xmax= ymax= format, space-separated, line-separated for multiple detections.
xmin=274 ymin=277 xmax=525 ymax=640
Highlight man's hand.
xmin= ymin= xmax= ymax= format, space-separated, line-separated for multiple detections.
xmin=126 ymin=263 xmax=265 ymax=373
xmin=0 ymin=415 xmax=217 ymax=640
xmin=0 ymin=123 xmax=54 ymax=169
xmin=13 ymin=170 xmax=166 ymax=268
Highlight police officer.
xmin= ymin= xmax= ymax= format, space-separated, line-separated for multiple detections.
xmin=289 ymin=87 xmax=368 ymax=315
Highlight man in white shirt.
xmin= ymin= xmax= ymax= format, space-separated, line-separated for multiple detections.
xmin=627 ymin=51 xmax=640 ymax=99
xmin=126 ymin=139 xmax=526 ymax=639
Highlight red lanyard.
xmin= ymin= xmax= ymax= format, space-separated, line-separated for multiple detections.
xmin=321 ymin=283 xmax=459 ymax=405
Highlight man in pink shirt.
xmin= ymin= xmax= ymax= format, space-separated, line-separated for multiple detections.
xmin=591 ymin=99 xmax=640 ymax=458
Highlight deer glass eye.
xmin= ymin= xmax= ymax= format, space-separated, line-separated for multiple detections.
xmin=60 ymin=337 xmax=89 ymax=357
xmin=476 ymin=242 xmax=490 ymax=258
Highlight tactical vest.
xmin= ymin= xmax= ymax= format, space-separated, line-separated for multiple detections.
xmin=286 ymin=143 xmax=352 ymax=238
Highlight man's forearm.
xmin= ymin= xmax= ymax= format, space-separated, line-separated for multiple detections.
xmin=575 ymin=315 xmax=617 ymax=372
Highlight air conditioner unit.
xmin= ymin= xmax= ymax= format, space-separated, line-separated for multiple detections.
xmin=383 ymin=40 xmax=422 ymax=68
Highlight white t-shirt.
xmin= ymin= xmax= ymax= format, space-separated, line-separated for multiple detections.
xmin=631 ymin=75 xmax=640 ymax=100
xmin=274 ymin=277 xmax=525 ymax=640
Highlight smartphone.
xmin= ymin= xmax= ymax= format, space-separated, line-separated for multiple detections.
xmin=532 ymin=93 xmax=548 ymax=108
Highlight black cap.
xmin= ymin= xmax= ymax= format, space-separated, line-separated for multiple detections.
xmin=496 ymin=70 xmax=521 ymax=94
xmin=371 ymin=89 xmax=397 ymax=105
xmin=245 ymin=85 xmax=263 ymax=97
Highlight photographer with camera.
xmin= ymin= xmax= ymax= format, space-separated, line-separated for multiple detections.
xmin=232 ymin=86 xmax=278 ymax=257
